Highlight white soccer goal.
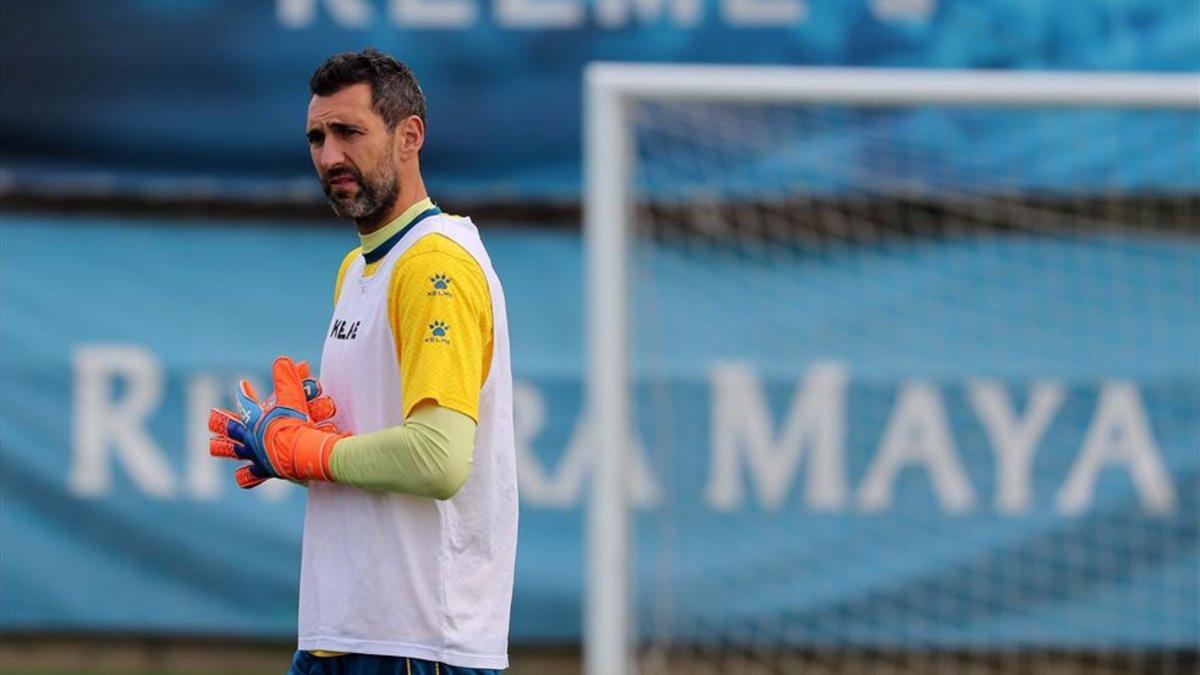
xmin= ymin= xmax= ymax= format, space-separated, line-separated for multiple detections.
xmin=584 ymin=64 xmax=1200 ymax=675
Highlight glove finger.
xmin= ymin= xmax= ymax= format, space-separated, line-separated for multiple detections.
xmin=235 ymin=464 xmax=271 ymax=489
xmin=296 ymin=362 xmax=324 ymax=401
xmin=302 ymin=378 xmax=322 ymax=401
xmin=238 ymin=379 xmax=261 ymax=403
xmin=308 ymin=395 xmax=337 ymax=422
xmin=210 ymin=435 xmax=257 ymax=461
xmin=211 ymin=436 xmax=241 ymax=459
xmin=271 ymin=356 xmax=309 ymax=410
xmin=208 ymin=408 xmax=249 ymax=443
xmin=236 ymin=380 xmax=264 ymax=429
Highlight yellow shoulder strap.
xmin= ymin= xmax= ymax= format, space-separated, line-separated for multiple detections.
xmin=333 ymin=247 xmax=362 ymax=306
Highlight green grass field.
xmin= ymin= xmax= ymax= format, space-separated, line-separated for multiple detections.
xmin=0 ymin=638 xmax=579 ymax=675
xmin=2 ymin=663 xmax=287 ymax=674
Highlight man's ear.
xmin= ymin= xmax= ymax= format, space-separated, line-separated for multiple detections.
xmin=397 ymin=115 xmax=425 ymax=159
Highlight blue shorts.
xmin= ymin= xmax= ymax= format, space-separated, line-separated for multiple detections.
xmin=287 ymin=650 xmax=501 ymax=675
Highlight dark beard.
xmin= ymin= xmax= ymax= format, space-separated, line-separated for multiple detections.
xmin=323 ymin=164 xmax=400 ymax=232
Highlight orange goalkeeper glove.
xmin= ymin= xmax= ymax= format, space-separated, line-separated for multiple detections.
xmin=208 ymin=356 xmax=347 ymax=488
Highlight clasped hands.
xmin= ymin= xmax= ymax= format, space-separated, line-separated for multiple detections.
xmin=209 ymin=356 xmax=347 ymax=489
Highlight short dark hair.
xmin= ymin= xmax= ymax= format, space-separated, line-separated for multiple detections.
xmin=309 ymin=48 xmax=426 ymax=129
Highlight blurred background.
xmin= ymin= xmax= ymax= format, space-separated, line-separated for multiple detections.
xmin=1 ymin=2 xmax=1198 ymax=675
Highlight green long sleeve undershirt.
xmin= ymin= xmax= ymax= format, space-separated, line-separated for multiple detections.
xmin=327 ymin=403 xmax=477 ymax=500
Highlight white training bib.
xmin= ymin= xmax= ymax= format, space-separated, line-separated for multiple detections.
xmin=300 ymin=214 xmax=517 ymax=670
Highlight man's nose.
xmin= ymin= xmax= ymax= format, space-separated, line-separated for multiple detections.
xmin=317 ymin=141 xmax=347 ymax=171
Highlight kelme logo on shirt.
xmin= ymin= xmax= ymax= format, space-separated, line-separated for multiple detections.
xmin=429 ymin=273 xmax=453 ymax=297
xmin=426 ymin=320 xmax=451 ymax=344
xmin=329 ymin=319 xmax=360 ymax=340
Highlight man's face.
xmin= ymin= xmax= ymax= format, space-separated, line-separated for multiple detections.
xmin=306 ymin=83 xmax=399 ymax=221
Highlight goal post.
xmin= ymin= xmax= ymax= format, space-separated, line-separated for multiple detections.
xmin=585 ymin=62 xmax=635 ymax=675
xmin=584 ymin=64 xmax=1200 ymax=675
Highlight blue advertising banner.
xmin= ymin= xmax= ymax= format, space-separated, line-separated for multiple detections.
xmin=1 ymin=212 xmax=1197 ymax=645
xmin=1 ymin=1 xmax=1198 ymax=199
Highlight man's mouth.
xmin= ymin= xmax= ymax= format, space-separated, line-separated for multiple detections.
xmin=328 ymin=174 xmax=358 ymax=191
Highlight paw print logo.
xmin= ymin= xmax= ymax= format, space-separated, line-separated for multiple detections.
xmin=429 ymin=320 xmax=449 ymax=337
xmin=431 ymin=274 xmax=452 ymax=290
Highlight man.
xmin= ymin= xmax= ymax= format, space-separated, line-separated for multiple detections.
xmin=210 ymin=49 xmax=517 ymax=675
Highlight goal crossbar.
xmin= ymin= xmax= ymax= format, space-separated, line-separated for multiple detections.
xmin=586 ymin=63 xmax=1200 ymax=106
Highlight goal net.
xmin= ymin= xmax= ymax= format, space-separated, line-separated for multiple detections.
xmin=584 ymin=66 xmax=1200 ymax=675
